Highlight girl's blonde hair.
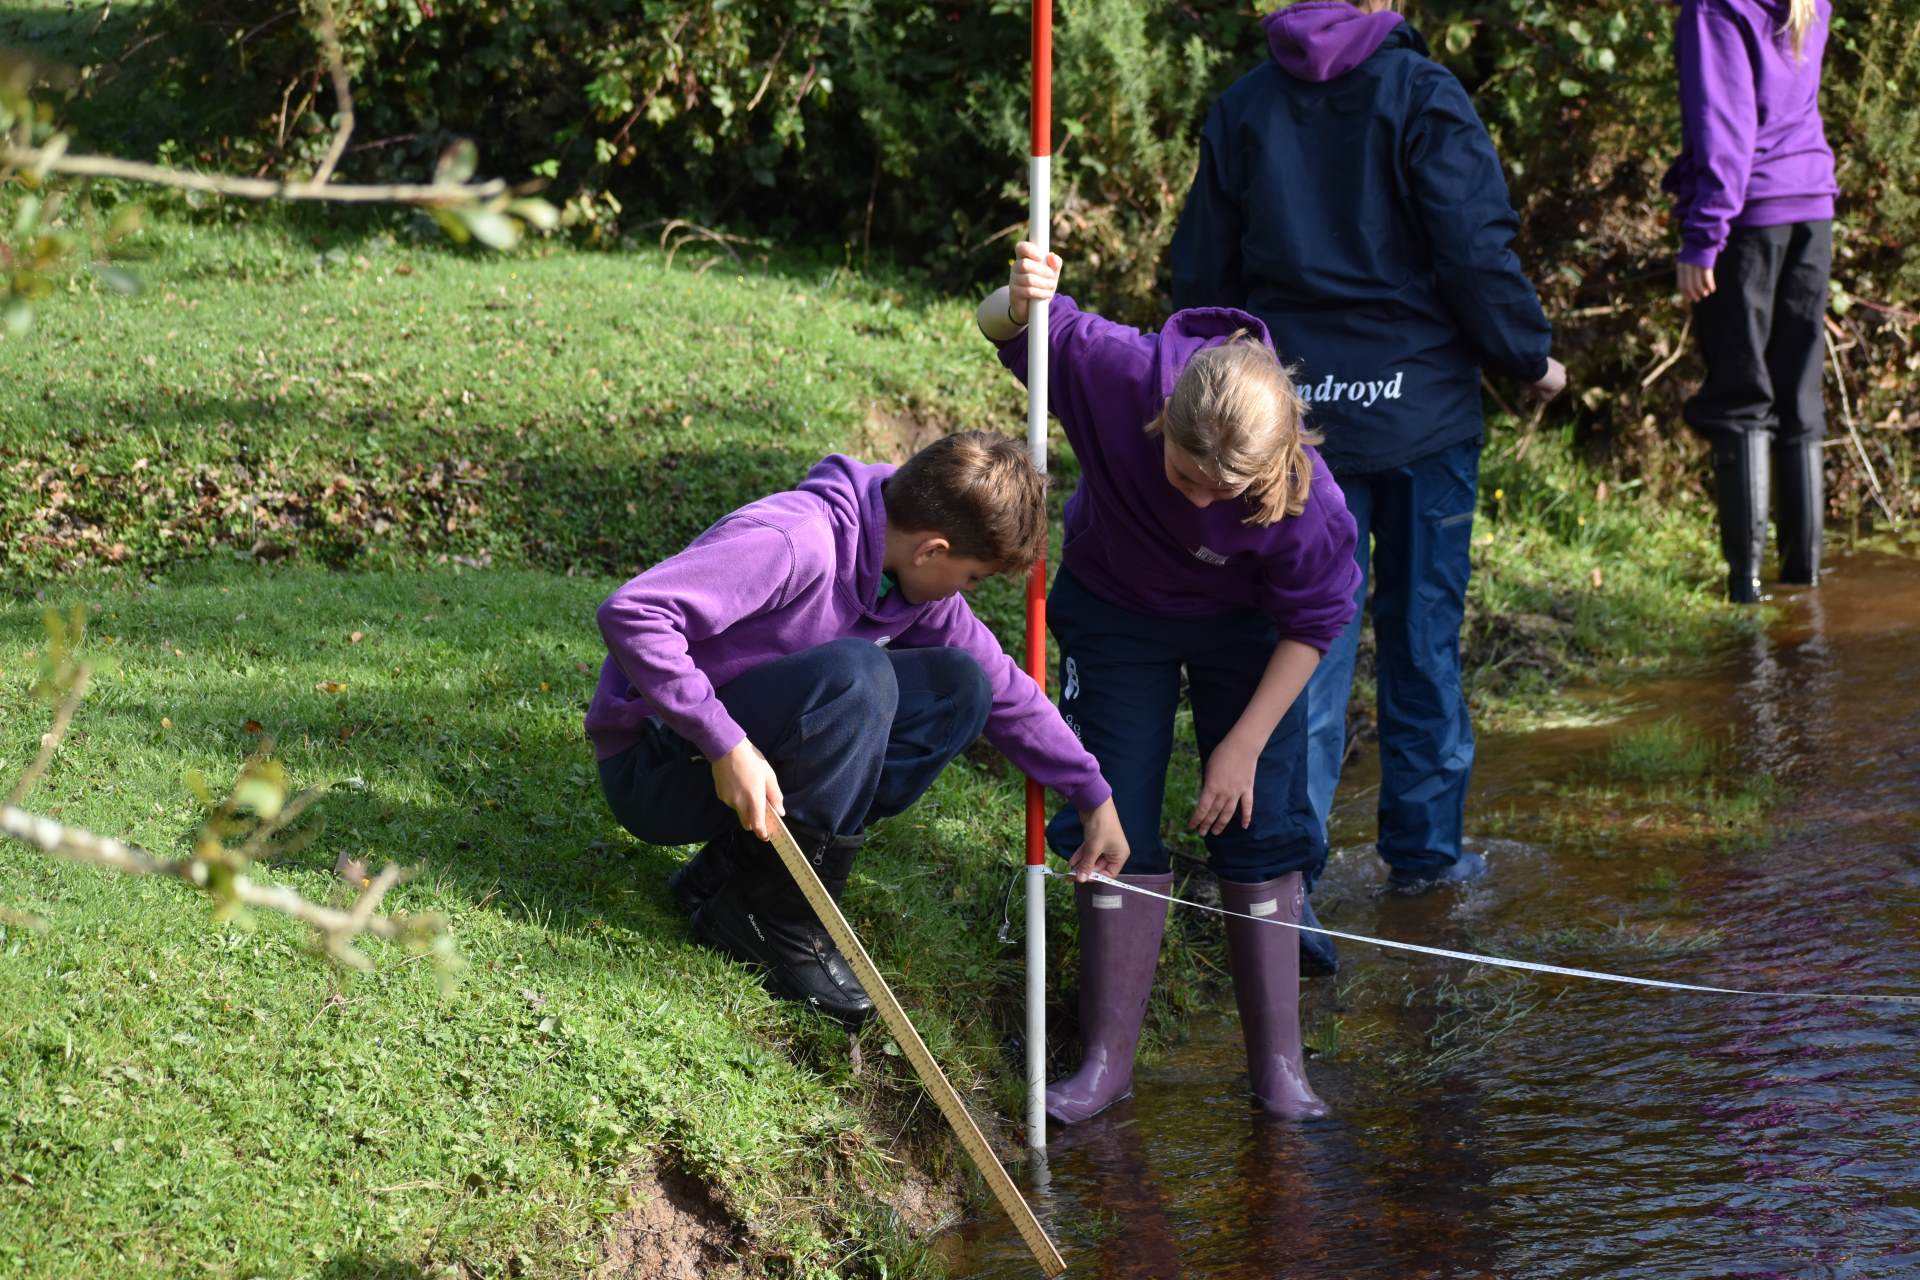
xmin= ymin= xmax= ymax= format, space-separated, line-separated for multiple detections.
xmin=1145 ymin=335 xmax=1320 ymax=527
xmin=1786 ymin=0 xmax=1817 ymax=60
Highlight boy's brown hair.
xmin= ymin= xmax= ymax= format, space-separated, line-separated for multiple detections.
xmin=883 ymin=430 xmax=1047 ymax=574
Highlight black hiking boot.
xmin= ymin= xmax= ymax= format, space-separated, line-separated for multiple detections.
xmin=691 ymin=822 xmax=874 ymax=1026
xmin=667 ymin=828 xmax=748 ymax=917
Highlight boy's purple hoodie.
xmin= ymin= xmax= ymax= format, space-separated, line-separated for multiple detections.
xmin=1663 ymin=0 xmax=1836 ymax=268
xmin=998 ymin=299 xmax=1361 ymax=649
xmin=584 ymin=455 xmax=1112 ymax=813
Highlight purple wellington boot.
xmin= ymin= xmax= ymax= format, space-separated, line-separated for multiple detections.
xmin=1046 ymin=871 xmax=1174 ymax=1125
xmin=1220 ymin=873 xmax=1329 ymax=1120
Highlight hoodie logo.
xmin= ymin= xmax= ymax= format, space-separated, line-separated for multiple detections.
xmin=1191 ymin=545 xmax=1228 ymax=566
xmin=1298 ymin=370 xmax=1405 ymax=408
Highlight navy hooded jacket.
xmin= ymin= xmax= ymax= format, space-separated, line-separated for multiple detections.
xmin=1170 ymin=4 xmax=1552 ymax=477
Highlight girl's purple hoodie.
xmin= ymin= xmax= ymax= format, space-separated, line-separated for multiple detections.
xmin=1662 ymin=0 xmax=1836 ymax=268
xmin=584 ymin=455 xmax=1111 ymax=813
xmin=998 ymin=299 xmax=1360 ymax=649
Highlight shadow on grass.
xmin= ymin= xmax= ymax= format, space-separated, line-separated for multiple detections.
xmin=2 ymin=428 xmax=837 ymax=582
xmin=21 ymin=514 xmax=1027 ymax=970
xmin=315 ymin=1256 xmax=443 ymax=1280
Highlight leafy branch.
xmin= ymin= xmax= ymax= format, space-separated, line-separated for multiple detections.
xmin=0 ymin=0 xmax=556 ymax=333
xmin=2 ymin=608 xmax=456 ymax=976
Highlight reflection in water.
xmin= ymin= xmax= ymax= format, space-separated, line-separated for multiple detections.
xmin=941 ymin=553 xmax=1920 ymax=1280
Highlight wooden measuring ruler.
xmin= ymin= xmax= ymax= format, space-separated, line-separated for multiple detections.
xmin=766 ymin=815 xmax=1066 ymax=1277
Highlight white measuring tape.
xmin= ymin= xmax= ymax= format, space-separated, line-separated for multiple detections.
xmin=1034 ymin=866 xmax=1920 ymax=1007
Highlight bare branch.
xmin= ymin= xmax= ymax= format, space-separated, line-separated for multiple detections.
xmin=232 ymin=783 xmax=326 ymax=865
xmin=0 ymin=145 xmax=506 ymax=205
xmin=1826 ymin=324 xmax=1901 ymax=530
xmin=0 ymin=805 xmax=446 ymax=970
xmin=1638 ymin=315 xmax=1693 ymax=390
xmin=3 ymin=665 xmax=89 ymax=809
xmin=309 ymin=0 xmax=355 ymax=186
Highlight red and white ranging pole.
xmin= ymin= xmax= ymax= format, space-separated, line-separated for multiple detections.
xmin=1024 ymin=0 xmax=1053 ymax=1156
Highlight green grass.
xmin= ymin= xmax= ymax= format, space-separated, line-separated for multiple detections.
xmin=1464 ymin=443 xmax=1768 ymax=726
xmin=0 ymin=210 xmax=1029 ymax=582
xmin=0 ymin=208 xmax=1783 ymax=1277
xmin=2 ymin=206 xmax=1760 ymax=724
xmin=1606 ymin=717 xmax=1716 ymax=783
xmin=1 ymin=562 xmax=1056 ymax=1278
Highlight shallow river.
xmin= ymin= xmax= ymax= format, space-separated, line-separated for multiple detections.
xmin=940 ymin=551 xmax=1920 ymax=1280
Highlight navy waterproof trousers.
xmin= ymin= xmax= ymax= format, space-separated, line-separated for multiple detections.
xmin=1044 ymin=567 xmax=1324 ymax=882
xmin=598 ymin=638 xmax=992 ymax=845
xmin=1305 ymin=440 xmax=1480 ymax=880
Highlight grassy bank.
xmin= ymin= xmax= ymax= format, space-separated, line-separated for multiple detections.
xmin=1 ymin=212 xmax=1779 ymax=1277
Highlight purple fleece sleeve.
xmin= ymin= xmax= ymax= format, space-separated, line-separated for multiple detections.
xmin=900 ymin=600 xmax=1113 ymax=813
xmin=996 ymin=296 xmax=1158 ymax=460
xmin=1675 ymin=0 xmax=1758 ymax=268
xmin=594 ymin=519 xmax=806 ymax=761
xmin=1254 ymin=462 xmax=1362 ymax=651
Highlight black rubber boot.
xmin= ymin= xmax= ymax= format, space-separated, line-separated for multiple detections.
xmin=667 ymin=828 xmax=747 ymax=917
xmin=691 ymin=822 xmax=875 ymax=1026
xmin=1711 ymin=433 xmax=1770 ymax=604
xmin=1298 ymin=892 xmax=1338 ymax=979
xmin=1774 ymin=439 xmax=1824 ymax=586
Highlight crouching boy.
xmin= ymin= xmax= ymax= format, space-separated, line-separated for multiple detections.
xmin=586 ymin=431 xmax=1129 ymax=1024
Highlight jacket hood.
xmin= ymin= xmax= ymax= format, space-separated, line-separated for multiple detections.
xmin=1264 ymin=1 xmax=1407 ymax=82
xmin=1152 ymin=306 xmax=1276 ymax=401
xmin=795 ymin=454 xmax=893 ymax=617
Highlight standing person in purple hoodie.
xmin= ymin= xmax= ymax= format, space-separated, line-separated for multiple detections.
xmin=1665 ymin=0 xmax=1836 ymax=601
xmin=977 ymin=248 xmax=1361 ymax=1122
xmin=587 ymin=431 xmax=1130 ymax=1026
xmin=1169 ymin=0 xmax=1566 ymax=971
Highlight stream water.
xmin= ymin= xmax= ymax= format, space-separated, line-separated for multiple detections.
xmin=939 ymin=550 xmax=1920 ymax=1280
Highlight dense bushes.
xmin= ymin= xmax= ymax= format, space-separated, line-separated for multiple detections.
xmin=45 ymin=0 xmax=1920 ymax=519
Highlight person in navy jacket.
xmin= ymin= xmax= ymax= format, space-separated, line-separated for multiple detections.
xmin=1171 ymin=0 xmax=1566 ymax=963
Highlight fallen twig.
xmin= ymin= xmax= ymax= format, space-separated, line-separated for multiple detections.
xmin=652 ymin=218 xmax=763 ymax=269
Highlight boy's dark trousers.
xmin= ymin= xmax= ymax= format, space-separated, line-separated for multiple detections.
xmin=598 ymin=638 xmax=991 ymax=1023
xmin=1685 ymin=220 xmax=1832 ymax=599
xmin=598 ymin=637 xmax=993 ymax=847
xmin=1305 ymin=440 xmax=1480 ymax=887
xmin=1042 ymin=567 xmax=1325 ymax=884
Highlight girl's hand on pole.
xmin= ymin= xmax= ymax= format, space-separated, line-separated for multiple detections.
xmin=1677 ymin=261 xmax=1717 ymax=304
xmin=1068 ymin=798 xmax=1130 ymax=882
xmin=1008 ymin=240 xmax=1062 ymax=326
xmin=711 ymin=739 xmax=785 ymax=841
xmin=1190 ymin=734 xmax=1260 ymax=837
